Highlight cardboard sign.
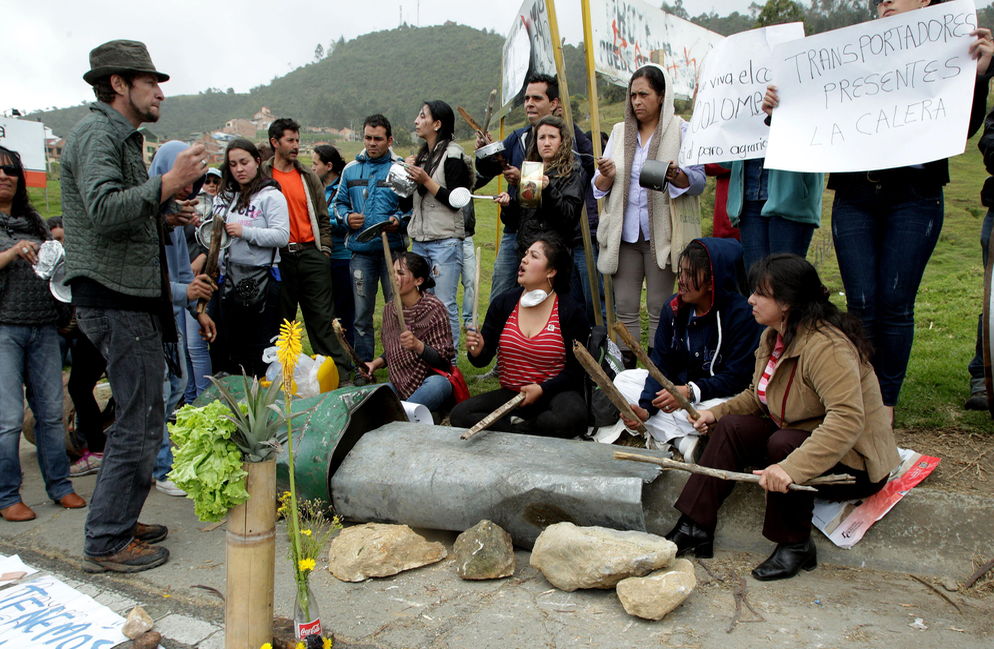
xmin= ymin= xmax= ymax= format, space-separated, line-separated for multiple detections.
xmin=501 ymin=0 xmax=557 ymax=110
xmin=681 ymin=23 xmax=805 ymax=165
xmin=589 ymin=0 xmax=723 ymax=99
xmin=765 ymin=0 xmax=979 ymax=172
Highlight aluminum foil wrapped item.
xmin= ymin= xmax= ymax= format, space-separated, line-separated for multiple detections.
xmin=33 ymin=240 xmax=65 ymax=280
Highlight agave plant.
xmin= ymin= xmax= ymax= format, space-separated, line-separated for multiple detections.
xmin=206 ymin=372 xmax=297 ymax=462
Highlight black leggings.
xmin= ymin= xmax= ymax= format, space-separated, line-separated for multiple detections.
xmin=66 ymin=330 xmax=108 ymax=453
xmin=450 ymin=387 xmax=587 ymax=439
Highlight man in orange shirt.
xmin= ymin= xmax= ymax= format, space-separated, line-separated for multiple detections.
xmin=262 ymin=118 xmax=349 ymax=375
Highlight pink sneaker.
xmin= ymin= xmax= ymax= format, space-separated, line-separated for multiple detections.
xmin=69 ymin=452 xmax=103 ymax=477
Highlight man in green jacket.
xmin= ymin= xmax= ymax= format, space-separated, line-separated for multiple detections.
xmin=61 ymin=40 xmax=206 ymax=574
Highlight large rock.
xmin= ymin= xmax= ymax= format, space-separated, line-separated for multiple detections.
xmin=616 ymin=559 xmax=697 ymax=620
xmin=328 ymin=523 xmax=447 ymax=582
xmin=453 ymin=520 xmax=515 ymax=580
xmin=121 ymin=606 xmax=154 ymax=639
xmin=529 ymin=522 xmax=677 ymax=591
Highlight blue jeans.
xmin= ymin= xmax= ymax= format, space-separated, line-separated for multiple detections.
xmin=491 ymin=231 xmax=520 ymax=300
xmin=831 ymin=185 xmax=943 ymax=406
xmin=968 ymin=208 xmax=994 ymax=391
xmin=351 ymin=251 xmax=396 ymax=362
xmin=571 ymin=242 xmax=605 ymax=324
xmin=75 ymin=308 xmax=164 ymax=556
xmin=156 ymin=331 xmax=187 ymax=481
xmin=738 ymin=200 xmax=816 ymax=271
xmin=392 ymin=373 xmax=452 ymax=412
xmin=183 ymin=310 xmax=211 ymax=403
xmin=413 ymin=238 xmax=463 ymax=349
xmin=460 ymin=237 xmax=477 ymax=327
xmin=0 ymin=324 xmax=73 ymax=508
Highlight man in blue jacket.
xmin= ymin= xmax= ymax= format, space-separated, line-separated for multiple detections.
xmin=615 ymin=238 xmax=763 ymax=462
xmin=332 ymin=114 xmax=409 ymax=367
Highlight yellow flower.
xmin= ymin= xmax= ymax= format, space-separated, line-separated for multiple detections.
xmin=323 ymin=637 xmax=332 ymax=649
xmin=298 ymin=557 xmax=316 ymax=572
xmin=276 ymin=319 xmax=303 ymax=392
xmin=260 ymin=644 xmax=273 ymax=649
xmin=295 ymin=643 xmax=305 ymax=649
xmin=301 ymin=529 xmax=312 ymax=536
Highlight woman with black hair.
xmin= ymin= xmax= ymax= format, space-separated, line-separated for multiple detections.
xmin=209 ymin=138 xmax=289 ymax=376
xmin=593 ymin=64 xmax=705 ymax=368
xmin=363 ymin=252 xmax=456 ymax=412
xmin=496 ymin=115 xmax=585 ymax=254
xmin=0 ymin=146 xmax=85 ymax=521
xmin=404 ymin=100 xmax=473 ymax=347
xmin=666 ymin=254 xmax=900 ymax=581
xmin=451 ymin=235 xmax=591 ymax=438
xmin=313 ymin=144 xmax=354 ymax=347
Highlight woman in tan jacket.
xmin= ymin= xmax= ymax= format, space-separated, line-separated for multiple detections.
xmin=666 ymin=254 xmax=900 ymax=581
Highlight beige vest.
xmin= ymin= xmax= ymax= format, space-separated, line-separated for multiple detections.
xmin=410 ymin=142 xmax=471 ymax=242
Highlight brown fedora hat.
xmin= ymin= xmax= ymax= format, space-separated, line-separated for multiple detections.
xmin=83 ymin=39 xmax=169 ymax=85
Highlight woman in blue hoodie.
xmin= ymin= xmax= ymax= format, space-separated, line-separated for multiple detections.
xmin=616 ymin=238 xmax=763 ymax=461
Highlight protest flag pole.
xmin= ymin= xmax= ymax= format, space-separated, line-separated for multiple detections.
xmin=496 ymin=116 xmax=505 ymax=253
xmin=580 ymin=0 xmax=615 ymax=335
xmin=545 ymin=0 xmax=603 ymax=327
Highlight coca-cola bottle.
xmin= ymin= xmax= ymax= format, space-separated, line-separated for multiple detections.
xmin=293 ymin=584 xmax=322 ymax=641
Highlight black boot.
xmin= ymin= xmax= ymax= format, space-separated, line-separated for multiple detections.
xmin=664 ymin=515 xmax=714 ymax=558
xmin=751 ymin=538 xmax=817 ymax=581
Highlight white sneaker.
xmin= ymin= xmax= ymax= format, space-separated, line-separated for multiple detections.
xmin=674 ymin=436 xmax=701 ymax=464
xmin=155 ymin=479 xmax=186 ymax=497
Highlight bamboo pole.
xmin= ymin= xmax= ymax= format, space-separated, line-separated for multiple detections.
xmin=382 ymin=232 xmax=406 ymax=331
xmin=226 ymin=459 xmax=276 ymax=649
xmin=613 ymin=451 xmax=856 ymax=492
xmin=472 ymin=245 xmax=482 ymax=331
xmin=496 ymin=117 xmax=505 ymax=252
xmin=611 ymin=322 xmax=700 ymax=421
xmin=580 ymin=0 xmax=614 ymax=334
xmin=461 ymin=392 xmax=526 ymax=440
xmin=545 ymin=0 xmax=603 ymax=327
xmin=572 ymin=341 xmax=648 ymax=436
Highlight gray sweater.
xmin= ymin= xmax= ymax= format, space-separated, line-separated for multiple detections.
xmin=212 ymin=186 xmax=290 ymax=268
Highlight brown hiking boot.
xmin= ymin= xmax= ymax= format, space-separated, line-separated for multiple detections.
xmin=133 ymin=522 xmax=168 ymax=544
xmin=83 ymin=539 xmax=169 ymax=573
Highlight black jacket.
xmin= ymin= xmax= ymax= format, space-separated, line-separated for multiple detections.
xmin=502 ymin=162 xmax=585 ymax=252
xmin=470 ymin=287 xmax=591 ymax=396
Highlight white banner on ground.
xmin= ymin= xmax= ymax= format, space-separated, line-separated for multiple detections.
xmin=765 ymin=0 xmax=979 ymax=172
xmin=0 ymin=570 xmax=128 ymax=648
xmin=589 ymin=0 xmax=723 ymax=99
xmin=680 ymin=23 xmax=805 ymax=166
xmin=501 ymin=0 xmax=557 ymax=110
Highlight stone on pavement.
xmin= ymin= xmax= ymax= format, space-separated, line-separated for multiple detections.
xmin=131 ymin=630 xmax=162 ymax=649
xmin=452 ymin=519 xmax=515 ymax=580
xmin=616 ymin=560 xmax=697 ymax=621
xmin=122 ymin=605 xmax=154 ymax=639
xmin=328 ymin=523 xmax=447 ymax=582
xmin=530 ymin=522 xmax=677 ymax=591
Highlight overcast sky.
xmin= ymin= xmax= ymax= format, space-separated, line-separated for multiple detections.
xmin=5 ymin=0 xmax=772 ymax=114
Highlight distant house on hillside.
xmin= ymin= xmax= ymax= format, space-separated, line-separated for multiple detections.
xmin=46 ymin=137 xmax=64 ymax=162
xmin=138 ymin=127 xmax=160 ymax=166
xmin=223 ymin=118 xmax=256 ymax=139
xmin=252 ymin=107 xmax=276 ymax=131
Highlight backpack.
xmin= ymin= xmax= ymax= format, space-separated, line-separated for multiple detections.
xmin=583 ymin=325 xmax=625 ymax=429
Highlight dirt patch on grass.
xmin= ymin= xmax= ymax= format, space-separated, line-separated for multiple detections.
xmin=895 ymin=427 xmax=994 ymax=496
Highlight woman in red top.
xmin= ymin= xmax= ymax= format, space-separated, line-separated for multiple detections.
xmin=364 ymin=252 xmax=455 ymax=412
xmin=451 ymin=234 xmax=590 ymax=438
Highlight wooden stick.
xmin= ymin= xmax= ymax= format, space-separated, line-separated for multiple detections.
xmin=481 ymin=89 xmax=497 ymax=135
xmin=572 ymin=341 xmax=648 ymax=436
xmin=457 ymin=106 xmax=485 ymax=138
xmin=965 ymin=557 xmax=994 ymax=589
xmin=611 ymin=322 xmax=700 ymax=421
xmin=332 ymin=318 xmax=369 ymax=377
xmin=198 ymin=214 xmax=226 ymax=314
xmin=472 ymin=245 xmax=482 ymax=332
xmin=382 ymin=232 xmax=406 ymax=331
xmin=461 ymin=392 xmax=525 ymax=440
xmin=613 ymin=450 xmax=857 ymax=492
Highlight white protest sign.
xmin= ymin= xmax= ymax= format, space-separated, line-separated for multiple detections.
xmin=589 ymin=0 xmax=723 ymax=99
xmin=680 ymin=23 xmax=805 ymax=166
xmin=501 ymin=0 xmax=557 ymax=110
xmin=0 ymin=573 xmax=128 ymax=648
xmin=0 ymin=117 xmax=47 ymax=177
xmin=765 ymin=0 xmax=979 ymax=172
